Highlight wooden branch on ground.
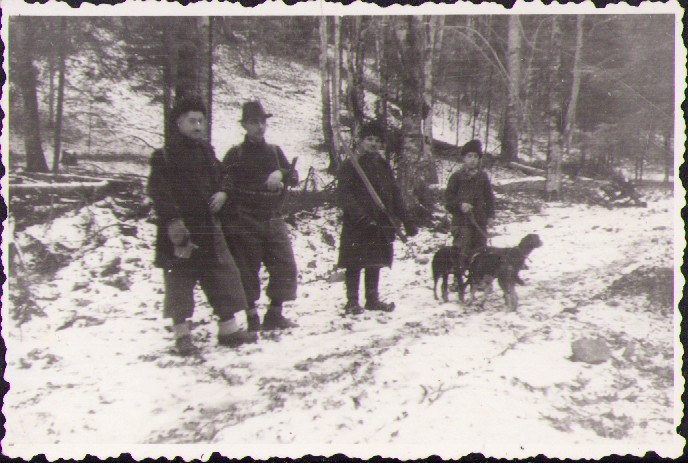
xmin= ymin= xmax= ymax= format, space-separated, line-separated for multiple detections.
xmin=509 ymin=162 xmax=546 ymax=176
xmin=11 ymin=180 xmax=110 ymax=193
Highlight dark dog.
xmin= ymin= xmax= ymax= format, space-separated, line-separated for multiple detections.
xmin=467 ymin=233 xmax=542 ymax=310
xmin=432 ymin=246 xmax=467 ymax=302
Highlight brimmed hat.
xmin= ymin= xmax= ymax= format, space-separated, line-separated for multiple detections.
xmin=461 ymin=139 xmax=483 ymax=157
xmin=360 ymin=121 xmax=384 ymax=140
xmin=170 ymin=95 xmax=207 ymax=123
xmin=241 ymin=100 xmax=272 ymax=122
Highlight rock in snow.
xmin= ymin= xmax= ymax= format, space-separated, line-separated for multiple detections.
xmin=571 ymin=337 xmax=612 ymax=364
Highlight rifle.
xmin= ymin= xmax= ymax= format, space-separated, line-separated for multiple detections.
xmin=278 ymin=156 xmax=298 ymax=204
xmin=337 ymin=132 xmax=408 ymax=243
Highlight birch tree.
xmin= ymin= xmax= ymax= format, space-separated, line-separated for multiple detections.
xmin=500 ymin=15 xmax=521 ymax=163
xmin=319 ymin=16 xmax=339 ymax=172
xmin=545 ymin=17 xmax=564 ymax=200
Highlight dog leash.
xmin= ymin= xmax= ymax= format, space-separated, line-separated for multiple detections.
xmin=467 ymin=210 xmax=491 ymax=246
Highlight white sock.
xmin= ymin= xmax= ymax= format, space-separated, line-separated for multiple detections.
xmin=218 ymin=317 xmax=239 ymax=336
xmin=172 ymin=322 xmax=190 ymax=339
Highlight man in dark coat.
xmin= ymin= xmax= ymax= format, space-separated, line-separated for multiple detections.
xmin=445 ymin=139 xmax=495 ymax=266
xmin=337 ymin=121 xmax=418 ymax=315
xmin=221 ymin=101 xmax=299 ymax=332
xmin=147 ymin=96 xmax=257 ymax=356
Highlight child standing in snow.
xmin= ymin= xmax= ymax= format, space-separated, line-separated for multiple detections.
xmin=444 ymin=139 xmax=496 ymax=267
xmin=336 ymin=121 xmax=418 ymax=315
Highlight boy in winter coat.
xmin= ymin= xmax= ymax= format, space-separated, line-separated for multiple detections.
xmin=147 ymin=96 xmax=257 ymax=356
xmin=221 ymin=101 xmax=299 ymax=332
xmin=445 ymin=139 xmax=495 ymax=266
xmin=337 ymin=121 xmax=418 ymax=315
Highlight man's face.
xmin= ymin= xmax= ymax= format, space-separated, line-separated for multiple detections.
xmin=463 ymin=152 xmax=480 ymax=169
xmin=176 ymin=111 xmax=206 ymax=140
xmin=361 ymin=135 xmax=383 ymax=154
xmin=242 ymin=117 xmax=267 ymax=140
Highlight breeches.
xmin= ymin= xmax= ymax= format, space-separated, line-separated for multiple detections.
xmin=225 ymin=213 xmax=298 ymax=304
xmin=163 ymin=259 xmax=248 ymax=322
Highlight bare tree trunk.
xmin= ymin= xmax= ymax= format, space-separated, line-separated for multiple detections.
xmin=455 ymin=87 xmax=461 ymax=145
xmin=163 ymin=20 xmax=178 ymax=149
xmin=331 ymin=17 xmax=342 ymax=159
xmin=345 ymin=17 xmax=365 ymax=142
xmin=48 ymin=56 xmax=55 ymax=128
xmin=563 ymin=15 xmax=585 ymax=158
xmin=545 ymin=17 xmax=564 ymax=200
xmin=421 ymin=16 xmax=444 ymax=163
xmin=395 ymin=16 xmax=437 ymax=221
xmin=471 ymin=83 xmax=479 ymax=139
xmin=319 ymin=16 xmax=338 ymax=173
xmin=484 ymin=67 xmax=493 ymax=154
xmin=664 ymin=129 xmax=672 ymax=183
xmin=175 ymin=18 xmax=202 ymax=102
xmin=52 ymin=17 xmax=68 ymax=173
xmin=207 ymin=17 xmax=214 ymax=142
xmin=14 ymin=18 xmax=49 ymax=172
xmin=501 ymin=15 xmax=521 ymax=163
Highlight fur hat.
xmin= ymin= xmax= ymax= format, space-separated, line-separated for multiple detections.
xmin=240 ymin=100 xmax=272 ymax=122
xmin=360 ymin=121 xmax=384 ymax=140
xmin=170 ymin=95 xmax=207 ymax=123
xmin=461 ymin=139 xmax=483 ymax=157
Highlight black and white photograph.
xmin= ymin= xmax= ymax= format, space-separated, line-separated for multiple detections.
xmin=1 ymin=1 xmax=684 ymax=459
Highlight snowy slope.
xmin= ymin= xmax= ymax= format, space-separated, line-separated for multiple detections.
xmin=3 ymin=168 xmax=681 ymax=458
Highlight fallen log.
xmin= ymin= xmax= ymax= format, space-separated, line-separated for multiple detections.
xmin=509 ymin=162 xmax=545 ymax=176
xmin=10 ymin=179 xmax=110 ymax=194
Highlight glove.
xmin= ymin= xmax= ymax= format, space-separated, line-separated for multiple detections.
xmin=173 ymin=241 xmax=199 ymax=259
xmin=404 ymin=221 xmax=419 ymax=237
xmin=167 ymin=218 xmax=190 ymax=246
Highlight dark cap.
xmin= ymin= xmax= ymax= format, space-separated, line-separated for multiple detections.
xmin=461 ymin=139 xmax=483 ymax=157
xmin=360 ymin=121 xmax=384 ymax=140
xmin=170 ymin=95 xmax=207 ymax=123
xmin=240 ymin=100 xmax=272 ymax=122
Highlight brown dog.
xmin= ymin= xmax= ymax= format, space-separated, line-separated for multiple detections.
xmin=466 ymin=233 xmax=542 ymax=310
xmin=431 ymin=246 xmax=467 ymax=302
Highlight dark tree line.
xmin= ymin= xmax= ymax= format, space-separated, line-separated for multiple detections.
xmin=10 ymin=15 xmax=674 ymax=202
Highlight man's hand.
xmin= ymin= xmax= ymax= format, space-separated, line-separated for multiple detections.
xmin=208 ymin=192 xmax=228 ymax=214
xmin=460 ymin=203 xmax=473 ymax=214
xmin=173 ymin=241 xmax=199 ymax=259
xmin=167 ymin=218 xmax=190 ymax=246
xmin=264 ymin=170 xmax=284 ymax=192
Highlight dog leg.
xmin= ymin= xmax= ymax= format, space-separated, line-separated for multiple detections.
xmin=441 ymin=274 xmax=449 ymax=302
xmin=433 ymin=277 xmax=439 ymax=301
xmin=511 ymin=289 xmax=519 ymax=311
xmin=457 ymin=273 xmax=466 ymax=303
xmin=480 ymin=281 xmax=492 ymax=309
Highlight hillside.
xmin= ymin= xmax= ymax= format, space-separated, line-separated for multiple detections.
xmin=5 ymin=33 xmax=682 ymax=459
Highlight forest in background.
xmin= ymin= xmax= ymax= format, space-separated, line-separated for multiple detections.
xmin=8 ymin=15 xmax=675 ymax=214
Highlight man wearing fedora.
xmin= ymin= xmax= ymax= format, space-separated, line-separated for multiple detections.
xmin=221 ymin=101 xmax=299 ymax=332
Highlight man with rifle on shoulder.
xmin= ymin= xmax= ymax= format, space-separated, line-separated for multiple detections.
xmin=336 ymin=121 xmax=418 ymax=315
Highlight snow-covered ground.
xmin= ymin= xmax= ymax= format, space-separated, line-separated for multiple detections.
xmin=3 ymin=166 xmax=681 ymax=459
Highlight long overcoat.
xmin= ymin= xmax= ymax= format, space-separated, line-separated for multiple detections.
xmin=337 ymin=151 xmax=407 ymax=269
xmin=147 ymin=131 xmax=228 ymax=269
